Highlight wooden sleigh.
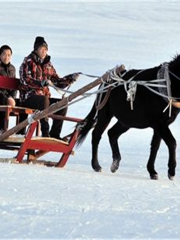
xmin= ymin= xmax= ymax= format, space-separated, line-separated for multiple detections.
xmin=0 ymin=116 xmax=82 ymax=167
xmin=0 ymin=75 xmax=82 ymax=167
xmin=0 ymin=66 xmax=123 ymax=168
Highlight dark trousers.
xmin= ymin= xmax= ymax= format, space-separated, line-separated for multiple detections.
xmin=0 ymin=92 xmax=8 ymax=129
xmin=19 ymin=95 xmax=67 ymax=137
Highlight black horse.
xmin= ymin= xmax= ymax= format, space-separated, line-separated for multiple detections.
xmin=77 ymin=55 xmax=180 ymax=180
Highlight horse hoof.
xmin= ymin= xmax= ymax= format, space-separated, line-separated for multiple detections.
xmin=91 ymin=161 xmax=102 ymax=172
xmin=93 ymin=167 xmax=102 ymax=172
xmin=111 ymin=166 xmax=117 ymax=173
xmin=110 ymin=160 xmax=120 ymax=173
xmin=150 ymin=174 xmax=158 ymax=180
xmin=168 ymin=173 xmax=174 ymax=181
xmin=92 ymin=164 xmax=102 ymax=172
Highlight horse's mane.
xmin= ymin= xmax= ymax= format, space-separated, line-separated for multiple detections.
xmin=169 ymin=54 xmax=180 ymax=67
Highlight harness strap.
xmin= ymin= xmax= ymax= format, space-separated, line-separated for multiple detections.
xmin=157 ymin=63 xmax=173 ymax=116
xmin=126 ymin=81 xmax=137 ymax=110
xmin=96 ymin=86 xmax=112 ymax=111
xmin=164 ymin=63 xmax=172 ymax=100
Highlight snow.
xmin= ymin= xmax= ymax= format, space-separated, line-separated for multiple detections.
xmin=0 ymin=1 xmax=180 ymax=239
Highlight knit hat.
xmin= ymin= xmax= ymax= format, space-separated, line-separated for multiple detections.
xmin=34 ymin=36 xmax=48 ymax=50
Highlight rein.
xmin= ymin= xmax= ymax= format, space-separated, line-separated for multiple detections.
xmin=50 ymin=64 xmax=180 ymax=117
xmin=49 ymin=67 xmax=125 ymax=111
xmin=49 ymin=66 xmax=126 ymax=111
xmin=95 ymin=85 xmax=112 ymax=111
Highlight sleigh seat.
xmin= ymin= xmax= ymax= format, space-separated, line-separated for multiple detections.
xmin=0 ymin=76 xmax=82 ymax=167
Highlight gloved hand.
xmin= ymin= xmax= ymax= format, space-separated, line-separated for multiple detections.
xmin=41 ymin=79 xmax=50 ymax=87
xmin=63 ymin=72 xmax=79 ymax=84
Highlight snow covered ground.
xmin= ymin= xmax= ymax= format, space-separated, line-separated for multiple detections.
xmin=0 ymin=1 xmax=180 ymax=239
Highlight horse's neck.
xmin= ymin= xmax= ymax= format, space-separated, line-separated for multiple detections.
xmin=169 ymin=64 xmax=180 ymax=80
xmin=124 ymin=67 xmax=160 ymax=81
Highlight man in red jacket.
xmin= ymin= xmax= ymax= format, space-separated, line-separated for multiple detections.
xmin=19 ymin=36 xmax=78 ymax=138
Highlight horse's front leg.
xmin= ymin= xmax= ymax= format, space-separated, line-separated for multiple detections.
xmin=157 ymin=125 xmax=177 ymax=180
xmin=147 ymin=130 xmax=161 ymax=180
xmin=108 ymin=121 xmax=129 ymax=173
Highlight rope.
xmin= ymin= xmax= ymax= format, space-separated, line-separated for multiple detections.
xmin=78 ymin=67 xmax=174 ymax=112
xmin=27 ymin=111 xmax=40 ymax=124
xmin=126 ymin=81 xmax=137 ymax=110
xmin=79 ymin=72 xmax=100 ymax=78
xmin=50 ymin=78 xmax=123 ymax=97
xmin=49 ymin=65 xmax=180 ymax=118
xmin=96 ymin=86 xmax=112 ymax=111
xmin=122 ymin=63 xmax=180 ymax=116
xmin=27 ymin=114 xmax=35 ymax=124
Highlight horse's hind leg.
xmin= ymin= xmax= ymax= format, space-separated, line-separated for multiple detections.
xmin=108 ymin=121 xmax=129 ymax=173
xmin=157 ymin=125 xmax=177 ymax=180
xmin=147 ymin=130 xmax=161 ymax=180
xmin=150 ymin=125 xmax=177 ymax=180
xmin=91 ymin=113 xmax=112 ymax=172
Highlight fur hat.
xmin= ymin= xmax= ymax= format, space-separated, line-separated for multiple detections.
xmin=34 ymin=36 xmax=48 ymax=50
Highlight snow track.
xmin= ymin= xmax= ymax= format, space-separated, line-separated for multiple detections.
xmin=0 ymin=1 xmax=180 ymax=238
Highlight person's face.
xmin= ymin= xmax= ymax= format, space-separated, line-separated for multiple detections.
xmin=36 ymin=46 xmax=48 ymax=60
xmin=0 ymin=49 xmax=12 ymax=64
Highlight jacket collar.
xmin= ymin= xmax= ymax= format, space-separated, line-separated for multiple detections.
xmin=30 ymin=51 xmax=51 ymax=65
xmin=0 ymin=61 xmax=11 ymax=68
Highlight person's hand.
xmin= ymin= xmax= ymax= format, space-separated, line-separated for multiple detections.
xmin=7 ymin=97 xmax=16 ymax=107
xmin=64 ymin=73 xmax=79 ymax=84
xmin=71 ymin=73 xmax=79 ymax=82
xmin=41 ymin=79 xmax=51 ymax=87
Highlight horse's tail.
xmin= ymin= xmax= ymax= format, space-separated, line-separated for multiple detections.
xmin=76 ymin=103 xmax=97 ymax=147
